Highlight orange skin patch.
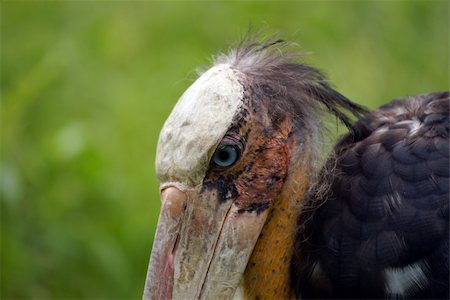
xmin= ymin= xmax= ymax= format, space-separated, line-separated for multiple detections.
xmin=242 ymin=135 xmax=313 ymax=300
xmin=234 ymin=119 xmax=292 ymax=211
xmin=201 ymin=86 xmax=314 ymax=299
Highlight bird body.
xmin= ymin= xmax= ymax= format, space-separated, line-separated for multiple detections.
xmin=295 ymin=92 xmax=449 ymax=299
xmin=143 ymin=38 xmax=449 ymax=300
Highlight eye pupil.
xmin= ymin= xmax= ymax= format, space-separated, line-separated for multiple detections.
xmin=212 ymin=145 xmax=239 ymax=168
xmin=218 ymin=150 xmax=230 ymax=161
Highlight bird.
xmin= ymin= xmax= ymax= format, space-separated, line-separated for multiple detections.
xmin=142 ymin=37 xmax=449 ymax=300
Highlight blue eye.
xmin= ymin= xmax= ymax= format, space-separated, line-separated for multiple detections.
xmin=212 ymin=145 xmax=239 ymax=168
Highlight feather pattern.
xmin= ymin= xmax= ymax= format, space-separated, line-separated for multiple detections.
xmin=293 ymin=92 xmax=449 ymax=299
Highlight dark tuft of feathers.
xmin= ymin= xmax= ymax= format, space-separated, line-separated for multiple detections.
xmin=214 ymin=36 xmax=369 ymax=129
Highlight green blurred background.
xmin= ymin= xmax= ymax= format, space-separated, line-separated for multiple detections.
xmin=1 ymin=1 xmax=448 ymax=298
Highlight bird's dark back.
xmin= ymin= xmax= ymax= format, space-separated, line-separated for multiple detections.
xmin=293 ymin=91 xmax=449 ymax=299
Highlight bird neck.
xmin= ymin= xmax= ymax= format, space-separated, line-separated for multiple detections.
xmin=242 ymin=139 xmax=313 ymax=299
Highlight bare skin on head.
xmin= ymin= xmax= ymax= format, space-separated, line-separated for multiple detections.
xmin=146 ymin=53 xmax=313 ymax=298
xmin=143 ymin=38 xmax=448 ymax=300
xmin=144 ymin=38 xmax=367 ymax=300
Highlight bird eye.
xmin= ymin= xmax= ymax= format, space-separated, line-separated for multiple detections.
xmin=212 ymin=144 xmax=240 ymax=168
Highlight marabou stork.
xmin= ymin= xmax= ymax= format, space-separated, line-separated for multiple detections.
xmin=143 ymin=38 xmax=449 ymax=299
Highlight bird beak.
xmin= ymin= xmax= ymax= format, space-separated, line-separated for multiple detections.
xmin=143 ymin=183 xmax=269 ymax=300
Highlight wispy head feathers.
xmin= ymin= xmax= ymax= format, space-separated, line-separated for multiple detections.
xmin=213 ymin=35 xmax=368 ymax=129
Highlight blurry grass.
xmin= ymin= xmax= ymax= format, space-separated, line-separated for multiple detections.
xmin=1 ymin=1 xmax=448 ymax=298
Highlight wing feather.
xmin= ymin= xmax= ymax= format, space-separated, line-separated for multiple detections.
xmin=293 ymin=92 xmax=449 ymax=299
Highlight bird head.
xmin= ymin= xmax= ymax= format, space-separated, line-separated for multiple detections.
xmin=143 ymin=39 xmax=366 ymax=300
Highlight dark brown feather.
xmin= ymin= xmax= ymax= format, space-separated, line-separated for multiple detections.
xmin=293 ymin=92 xmax=450 ymax=299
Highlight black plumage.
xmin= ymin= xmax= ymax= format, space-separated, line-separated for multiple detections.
xmin=293 ymin=92 xmax=449 ymax=299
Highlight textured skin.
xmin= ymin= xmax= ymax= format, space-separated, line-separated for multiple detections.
xmin=156 ymin=64 xmax=244 ymax=187
xmin=294 ymin=92 xmax=449 ymax=299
